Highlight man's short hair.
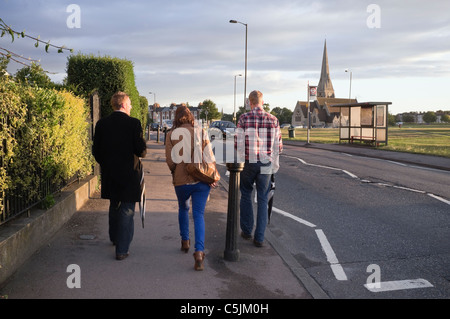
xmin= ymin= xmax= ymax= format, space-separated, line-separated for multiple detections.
xmin=111 ymin=92 xmax=129 ymax=110
xmin=248 ymin=90 xmax=263 ymax=106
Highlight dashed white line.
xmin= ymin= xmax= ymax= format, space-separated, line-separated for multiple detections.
xmin=342 ymin=170 xmax=358 ymax=179
xmin=282 ymin=154 xmax=450 ymax=206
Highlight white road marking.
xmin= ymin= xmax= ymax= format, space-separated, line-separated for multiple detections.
xmin=428 ymin=193 xmax=450 ymax=206
xmin=342 ymin=170 xmax=358 ymax=179
xmin=272 ymin=207 xmax=316 ymax=228
xmin=315 ymin=229 xmax=348 ymax=281
xmin=364 ymin=279 xmax=433 ymax=292
xmin=281 ymin=154 xmax=450 ymax=206
xmin=234 ymin=154 xmax=443 ymax=288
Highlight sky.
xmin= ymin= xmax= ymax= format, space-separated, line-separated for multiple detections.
xmin=1 ymin=0 xmax=450 ymax=115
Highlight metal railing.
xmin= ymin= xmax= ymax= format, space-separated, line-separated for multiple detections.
xmin=0 ymin=173 xmax=78 ymax=226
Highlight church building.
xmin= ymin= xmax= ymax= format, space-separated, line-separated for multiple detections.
xmin=292 ymin=41 xmax=357 ymax=128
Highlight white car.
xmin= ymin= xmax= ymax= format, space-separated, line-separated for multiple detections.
xmin=162 ymin=120 xmax=173 ymax=130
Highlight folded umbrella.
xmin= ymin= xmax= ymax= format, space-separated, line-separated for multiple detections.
xmin=268 ymin=174 xmax=275 ymax=224
xmin=139 ymin=160 xmax=146 ymax=228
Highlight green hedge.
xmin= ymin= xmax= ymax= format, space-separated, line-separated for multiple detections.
xmin=66 ymin=54 xmax=146 ymax=127
xmin=0 ymin=76 xmax=93 ymax=214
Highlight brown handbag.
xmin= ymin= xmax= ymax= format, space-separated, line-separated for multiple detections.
xmin=185 ymin=129 xmax=220 ymax=184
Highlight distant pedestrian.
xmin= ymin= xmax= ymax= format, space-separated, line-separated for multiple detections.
xmin=165 ymin=105 xmax=217 ymax=271
xmin=93 ymin=92 xmax=147 ymax=261
xmin=236 ymin=90 xmax=283 ymax=247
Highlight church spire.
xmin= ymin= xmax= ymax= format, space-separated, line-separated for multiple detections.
xmin=317 ymin=40 xmax=335 ymax=98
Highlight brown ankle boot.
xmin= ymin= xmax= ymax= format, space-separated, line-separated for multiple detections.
xmin=193 ymin=251 xmax=205 ymax=271
xmin=181 ymin=239 xmax=190 ymax=253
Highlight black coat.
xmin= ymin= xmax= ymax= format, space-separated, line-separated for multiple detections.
xmin=93 ymin=112 xmax=147 ymax=202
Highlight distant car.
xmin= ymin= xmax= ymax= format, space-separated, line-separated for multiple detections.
xmin=162 ymin=120 xmax=173 ymax=131
xmin=208 ymin=120 xmax=236 ymax=140
xmin=150 ymin=122 xmax=160 ymax=131
xmin=281 ymin=123 xmax=291 ymax=128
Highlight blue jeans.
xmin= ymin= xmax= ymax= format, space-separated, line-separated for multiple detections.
xmin=240 ymin=161 xmax=272 ymax=243
xmin=174 ymin=182 xmax=211 ymax=252
xmin=109 ymin=200 xmax=135 ymax=255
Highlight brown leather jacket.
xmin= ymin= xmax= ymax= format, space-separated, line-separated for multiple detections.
xmin=165 ymin=124 xmax=212 ymax=186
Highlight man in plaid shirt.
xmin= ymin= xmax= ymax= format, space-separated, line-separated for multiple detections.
xmin=235 ymin=90 xmax=283 ymax=247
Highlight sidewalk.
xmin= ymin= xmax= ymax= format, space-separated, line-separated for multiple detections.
xmin=0 ymin=140 xmax=313 ymax=299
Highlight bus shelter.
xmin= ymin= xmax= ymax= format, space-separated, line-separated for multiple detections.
xmin=331 ymin=102 xmax=391 ymax=146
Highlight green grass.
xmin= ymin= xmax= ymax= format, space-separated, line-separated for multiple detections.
xmin=282 ymin=124 xmax=450 ymax=158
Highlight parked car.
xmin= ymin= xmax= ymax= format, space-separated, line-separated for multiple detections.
xmin=162 ymin=119 xmax=173 ymax=131
xmin=208 ymin=120 xmax=236 ymax=140
xmin=150 ymin=122 xmax=160 ymax=131
xmin=281 ymin=123 xmax=291 ymax=128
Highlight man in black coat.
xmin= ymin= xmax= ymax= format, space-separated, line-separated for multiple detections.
xmin=93 ymin=92 xmax=147 ymax=260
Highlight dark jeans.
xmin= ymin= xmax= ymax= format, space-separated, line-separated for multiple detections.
xmin=239 ymin=161 xmax=272 ymax=243
xmin=109 ymin=200 xmax=135 ymax=255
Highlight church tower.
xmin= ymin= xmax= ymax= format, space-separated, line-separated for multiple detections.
xmin=317 ymin=40 xmax=335 ymax=98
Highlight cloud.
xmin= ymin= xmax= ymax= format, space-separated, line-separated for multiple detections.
xmin=1 ymin=0 xmax=449 ymax=113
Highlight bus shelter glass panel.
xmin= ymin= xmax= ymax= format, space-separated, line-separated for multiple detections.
xmin=377 ymin=128 xmax=386 ymax=141
xmin=362 ymin=127 xmax=374 ymax=138
xmin=350 ymin=107 xmax=360 ymax=126
xmin=361 ymin=107 xmax=373 ymax=126
xmin=351 ymin=127 xmax=360 ymax=137
xmin=376 ymin=105 xmax=386 ymax=127
xmin=340 ymin=107 xmax=349 ymax=126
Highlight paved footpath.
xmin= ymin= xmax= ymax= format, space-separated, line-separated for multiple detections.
xmin=0 ymin=140 xmax=313 ymax=300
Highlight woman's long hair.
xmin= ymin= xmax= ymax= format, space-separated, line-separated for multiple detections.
xmin=173 ymin=105 xmax=194 ymax=129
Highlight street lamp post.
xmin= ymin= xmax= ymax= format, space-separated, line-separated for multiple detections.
xmin=229 ymin=20 xmax=248 ymax=111
xmin=345 ymin=69 xmax=352 ymax=102
xmin=234 ymin=74 xmax=242 ymax=125
xmin=150 ymin=91 xmax=159 ymax=142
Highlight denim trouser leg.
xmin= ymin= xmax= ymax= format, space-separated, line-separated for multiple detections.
xmin=240 ymin=162 xmax=272 ymax=242
xmin=109 ymin=200 xmax=135 ymax=255
xmin=175 ymin=182 xmax=210 ymax=252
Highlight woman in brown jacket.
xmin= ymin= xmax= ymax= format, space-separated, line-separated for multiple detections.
xmin=165 ymin=106 xmax=216 ymax=271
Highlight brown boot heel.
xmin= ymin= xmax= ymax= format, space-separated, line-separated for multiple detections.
xmin=193 ymin=251 xmax=205 ymax=271
xmin=181 ymin=239 xmax=190 ymax=253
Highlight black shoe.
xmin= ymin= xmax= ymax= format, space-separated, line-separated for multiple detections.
xmin=241 ymin=231 xmax=252 ymax=240
xmin=253 ymin=239 xmax=263 ymax=247
xmin=116 ymin=253 xmax=129 ymax=260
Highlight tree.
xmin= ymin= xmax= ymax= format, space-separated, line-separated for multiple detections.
xmin=200 ymin=99 xmax=220 ymax=122
xmin=441 ymin=114 xmax=450 ymax=123
xmin=403 ymin=114 xmax=415 ymax=123
xmin=423 ymin=111 xmax=437 ymax=124
xmin=221 ymin=113 xmax=234 ymax=122
xmin=15 ymin=62 xmax=53 ymax=88
xmin=271 ymin=107 xmax=293 ymax=124
xmin=388 ymin=113 xmax=396 ymax=126
xmin=236 ymin=106 xmax=247 ymax=122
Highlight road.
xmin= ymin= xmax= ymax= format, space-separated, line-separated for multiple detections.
xmin=214 ymin=142 xmax=450 ymax=299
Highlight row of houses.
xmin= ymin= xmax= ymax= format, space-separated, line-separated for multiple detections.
xmin=149 ymin=103 xmax=202 ymax=126
xmin=396 ymin=112 xmax=449 ymax=124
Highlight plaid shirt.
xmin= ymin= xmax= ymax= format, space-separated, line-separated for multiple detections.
xmin=236 ymin=106 xmax=283 ymax=163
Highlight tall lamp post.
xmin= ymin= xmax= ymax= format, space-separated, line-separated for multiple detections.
xmin=229 ymin=20 xmax=247 ymax=110
xmin=233 ymin=74 xmax=242 ymax=125
xmin=345 ymin=69 xmax=352 ymax=103
xmin=149 ymin=91 xmax=159 ymax=142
